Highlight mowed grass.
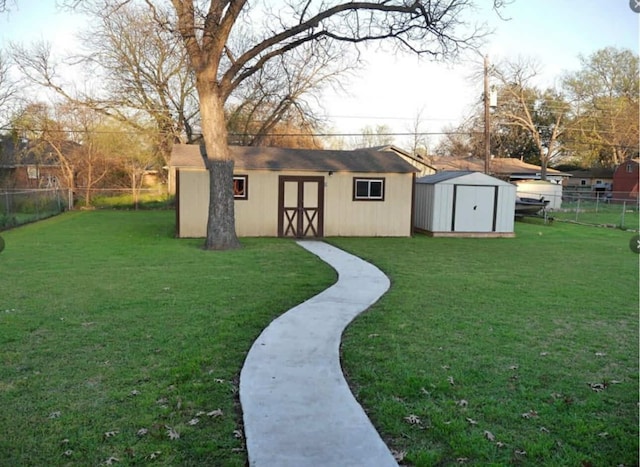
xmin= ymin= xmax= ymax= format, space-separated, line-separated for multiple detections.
xmin=332 ymin=222 xmax=639 ymax=466
xmin=1 ymin=212 xmax=637 ymax=466
xmin=0 ymin=211 xmax=335 ymax=466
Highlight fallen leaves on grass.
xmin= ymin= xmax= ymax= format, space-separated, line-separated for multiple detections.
xmin=456 ymin=399 xmax=468 ymax=408
xmin=187 ymin=418 xmax=200 ymax=426
xmin=484 ymin=430 xmax=495 ymax=442
xmin=49 ymin=411 xmax=61 ymax=419
xmin=521 ymin=410 xmax=539 ymax=419
xmin=103 ymin=457 xmax=119 ymax=465
xmin=165 ymin=426 xmax=180 ymax=440
xmin=63 ymin=450 xmax=73 ymax=457
xmin=233 ymin=429 xmax=244 ymax=439
xmin=147 ymin=451 xmax=162 ymax=460
xmin=447 ymin=376 xmax=455 ymax=385
xmin=588 ymin=382 xmax=607 ymax=392
xmin=104 ymin=431 xmax=119 ymax=439
xmin=540 ymin=427 xmax=550 ymax=433
xmin=130 ymin=389 xmax=140 ymax=396
xmin=404 ymin=414 xmax=421 ymax=425
xmin=391 ymin=449 xmax=406 ymax=462
xmin=208 ymin=409 xmax=224 ymax=418
xmin=508 ymin=365 xmax=519 ymax=370
xmin=456 ymin=457 xmax=469 ymax=463
xmin=515 ymin=449 xmax=527 ymax=456
xmin=496 ymin=441 xmax=506 ymax=448
xmin=466 ymin=418 xmax=478 ymax=426
xmin=137 ymin=428 xmax=148 ymax=437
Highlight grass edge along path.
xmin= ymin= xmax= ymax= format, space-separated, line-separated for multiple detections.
xmin=332 ymin=222 xmax=639 ymax=467
xmin=0 ymin=210 xmax=336 ymax=466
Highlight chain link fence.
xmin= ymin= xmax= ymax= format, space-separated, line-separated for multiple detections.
xmin=0 ymin=188 xmax=71 ymax=231
xmin=530 ymin=190 xmax=640 ymax=230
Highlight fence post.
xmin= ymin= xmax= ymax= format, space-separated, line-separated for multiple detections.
xmin=621 ymin=201 xmax=626 ymax=229
xmin=575 ymin=198 xmax=580 ymax=222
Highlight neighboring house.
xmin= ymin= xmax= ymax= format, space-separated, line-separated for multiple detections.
xmin=612 ymin=159 xmax=639 ymax=201
xmin=414 ymin=171 xmax=516 ymax=237
xmin=171 ymin=144 xmax=418 ymax=238
xmin=0 ymin=137 xmax=72 ymax=190
xmin=564 ymin=167 xmax=614 ymax=192
xmin=429 ymin=156 xmax=571 ymax=185
xmin=365 ymin=145 xmax=437 ymax=178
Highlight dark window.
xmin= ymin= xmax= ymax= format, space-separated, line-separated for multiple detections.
xmin=626 ymin=164 xmax=634 ymax=173
xmin=580 ymin=179 xmax=587 ymax=186
xmin=353 ymin=178 xmax=385 ymax=201
xmin=233 ymin=175 xmax=248 ymax=200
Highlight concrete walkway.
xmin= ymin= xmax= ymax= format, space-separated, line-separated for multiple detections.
xmin=239 ymin=240 xmax=399 ymax=467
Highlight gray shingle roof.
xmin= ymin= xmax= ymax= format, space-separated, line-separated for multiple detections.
xmin=171 ymin=144 xmax=419 ymax=174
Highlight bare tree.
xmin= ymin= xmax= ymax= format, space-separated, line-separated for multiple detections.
xmin=404 ymin=107 xmax=430 ymax=156
xmin=49 ymin=0 xmax=503 ymax=250
xmin=492 ymin=58 xmax=569 ymax=179
xmin=0 ymin=49 xmax=18 ymax=127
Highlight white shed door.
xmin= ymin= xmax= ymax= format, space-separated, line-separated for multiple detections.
xmin=453 ymin=185 xmax=496 ymax=232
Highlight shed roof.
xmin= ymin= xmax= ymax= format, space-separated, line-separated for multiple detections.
xmin=171 ymin=144 xmax=419 ymax=174
xmin=416 ymin=170 xmax=515 ymax=187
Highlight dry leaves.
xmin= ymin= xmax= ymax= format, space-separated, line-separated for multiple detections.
xmin=447 ymin=376 xmax=455 ymax=386
xmin=137 ymin=428 xmax=148 ymax=437
xmin=208 ymin=409 xmax=224 ymax=418
xmin=187 ymin=418 xmax=200 ymax=426
xmin=484 ymin=430 xmax=495 ymax=442
xmin=104 ymin=431 xmax=119 ymax=439
xmin=588 ymin=382 xmax=607 ymax=392
xmin=404 ymin=414 xmax=421 ymax=425
xmin=391 ymin=449 xmax=406 ymax=462
xmin=521 ymin=410 xmax=539 ymax=419
xmin=104 ymin=457 xmax=119 ymax=465
xmin=456 ymin=399 xmax=468 ymax=408
xmin=165 ymin=426 xmax=180 ymax=440
xmin=49 ymin=411 xmax=61 ymax=419
xmin=148 ymin=451 xmax=162 ymax=460
xmin=233 ymin=429 xmax=244 ymax=439
xmin=466 ymin=418 xmax=478 ymax=425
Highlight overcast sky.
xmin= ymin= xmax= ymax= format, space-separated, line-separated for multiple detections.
xmin=1 ymin=0 xmax=638 ymax=149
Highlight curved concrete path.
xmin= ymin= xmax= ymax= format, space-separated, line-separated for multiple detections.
xmin=239 ymin=240 xmax=398 ymax=467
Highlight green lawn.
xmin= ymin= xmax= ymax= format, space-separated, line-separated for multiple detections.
xmin=332 ymin=221 xmax=639 ymax=466
xmin=0 ymin=212 xmax=637 ymax=466
xmin=0 ymin=211 xmax=335 ymax=466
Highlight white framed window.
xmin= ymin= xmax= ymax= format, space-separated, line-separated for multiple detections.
xmin=353 ymin=178 xmax=385 ymax=201
xmin=233 ymin=175 xmax=248 ymax=200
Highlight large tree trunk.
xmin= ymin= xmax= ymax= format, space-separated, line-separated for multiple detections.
xmin=198 ymin=82 xmax=241 ymax=250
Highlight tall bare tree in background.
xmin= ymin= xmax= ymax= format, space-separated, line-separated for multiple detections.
xmin=0 ymin=50 xmax=17 ymax=127
xmin=8 ymin=0 xmax=504 ymax=250
xmin=492 ymin=58 xmax=569 ymax=180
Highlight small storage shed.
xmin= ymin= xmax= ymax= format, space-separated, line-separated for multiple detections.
xmin=171 ymin=144 xmax=418 ymax=238
xmin=414 ymin=171 xmax=516 ymax=237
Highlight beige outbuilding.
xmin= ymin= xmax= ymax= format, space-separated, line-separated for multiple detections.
xmin=170 ymin=144 xmax=418 ymax=238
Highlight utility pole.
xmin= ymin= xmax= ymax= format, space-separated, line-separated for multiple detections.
xmin=483 ymin=55 xmax=491 ymax=174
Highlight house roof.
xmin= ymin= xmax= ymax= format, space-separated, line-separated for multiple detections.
xmin=171 ymin=144 xmax=419 ymax=174
xmin=362 ymin=145 xmax=437 ymax=172
xmin=416 ymin=170 xmax=515 ymax=186
xmin=428 ymin=156 xmax=571 ymax=177
xmin=0 ymin=137 xmax=76 ymax=167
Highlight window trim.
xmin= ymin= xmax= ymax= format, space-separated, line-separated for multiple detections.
xmin=233 ymin=174 xmax=248 ymax=200
xmin=352 ymin=177 xmax=385 ymax=201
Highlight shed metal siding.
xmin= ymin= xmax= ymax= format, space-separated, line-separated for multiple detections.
xmin=414 ymin=171 xmax=516 ymax=236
